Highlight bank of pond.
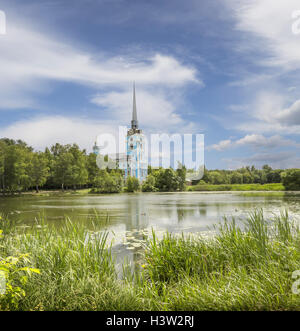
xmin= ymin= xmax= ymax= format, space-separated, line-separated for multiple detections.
xmin=0 ymin=183 xmax=289 ymax=197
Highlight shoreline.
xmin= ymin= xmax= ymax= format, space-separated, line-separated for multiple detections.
xmin=0 ymin=189 xmax=299 ymax=198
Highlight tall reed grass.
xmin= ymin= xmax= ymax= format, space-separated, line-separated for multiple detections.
xmin=0 ymin=210 xmax=299 ymax=310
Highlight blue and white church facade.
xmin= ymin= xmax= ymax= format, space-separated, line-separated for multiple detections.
xmin=125 ymin=84 xmax=148 ymax=182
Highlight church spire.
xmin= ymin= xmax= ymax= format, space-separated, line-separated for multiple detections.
xmin=131 ymin=82 xmax=138 ymax=130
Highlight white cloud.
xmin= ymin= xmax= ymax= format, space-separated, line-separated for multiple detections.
xmin=207 ymin=139 xmax=232 ymax=151
xmin=224 ymin=1 xmax=300 ymax=136
xmin=208 ymin=134 xmax=299 ymax=151
xmin=0 ymin=116 xmax=117 ymax=152
xmin=230 ymin=91 xmax=300 ymax=134
xmin=276 ymin=99 xmax=300 ymax=125
xmin=229 ymin=0 xmax=300 ymax=69
xmin=224 ymin=151 xmax=300 ymax=169
xmin=236 ymin=134 xmax=298 ymax=148
xmin=91 ymin=88 xmax=184 ymax=130
xmin=0 ymin=114 xmax=201 ymax=160
xmin=0 ymin=16 xmax=200 ymax=110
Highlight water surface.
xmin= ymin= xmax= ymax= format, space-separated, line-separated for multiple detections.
xmin=1 ymin=192 xmax=299 ymax=272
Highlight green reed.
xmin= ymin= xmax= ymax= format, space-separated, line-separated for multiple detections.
xmin=0 ymin=209 xmax=300 ymax=310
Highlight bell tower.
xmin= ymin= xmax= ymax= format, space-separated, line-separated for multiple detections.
xmin=125 ymin=83 xmax=147 ymax=182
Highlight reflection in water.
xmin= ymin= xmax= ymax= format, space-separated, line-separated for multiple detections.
xmin=126 ymin=195 xmax=148 ymax=231
xmin=1 ymin=192 xmax=299 ymax=232
xmin=119 ymin=196 xmax=149 ymax=276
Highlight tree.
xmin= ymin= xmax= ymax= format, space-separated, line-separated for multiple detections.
xmin=142 ymin=174 xmax=157 ymax=192
xmin=267 ymin=170 xmax=282 ymax=183
xmin=126 ymin=176 xmax=140 ymax=192
xmin=262 ymin=164 xmax=272 ymax=183
xmin=95 ymin=170 xmax=123 ymax=193
xmin=51 ymin=144 xmax=74 ymax=191
xmin=208 ymin=171 xmax=225 ymax=185
xmin=281 ymin=170 xmax=300 ymax=191
xmin=0 ymin=140 xmax=6 ymax=191
xmin=3 ymin=142 xmax=33 ymax=192
xmin=69 ymin=144 xmax=88 ymax=189
xmin=230 ymin=172 xmax=243 ymax=184
xmin=28 ymin=153 xmax=50 ymax=192
xmin=242 ymin=172 xmax=253 ymax=184
xmin=155 ymin=168 xmax=179 ymax=191
xmin=86 ymin=153 xmax=99 ymax=187
xmin=176 ymin=163 xmax=187 ymax=191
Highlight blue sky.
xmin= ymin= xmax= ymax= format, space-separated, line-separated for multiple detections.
xmin=0 ymin=0 xmax=299 ymax=169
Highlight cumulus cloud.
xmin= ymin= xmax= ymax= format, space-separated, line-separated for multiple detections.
xmin=91 ymin=88 xmax=184 ymax=130
xmin=229 ymin=0 xmax=300 ymax=69
xmin=276 ymin=99 xmax=300 ymax=125
xmin=207 ymin=139 xmax=232 ymax=151
xmin=224 ymin=151 xmax=300 ymax=169
xmin=0 ymin=15 xmax=199 ymax=110
xmin=236 ymin=134 xmax=298 ymax=149
xmin=208 ymin=134 xmax=299 ymax=151
xmin=225 ymin=1 xmax=300 ymax=135
xmin=230 ymin=91 xmax=300 ymax=134
xmin=0 ymin=116 xmax=118 ymax=152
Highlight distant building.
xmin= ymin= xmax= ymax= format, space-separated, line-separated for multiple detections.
xmin=93 ymin=142 xmax=100 ymax=155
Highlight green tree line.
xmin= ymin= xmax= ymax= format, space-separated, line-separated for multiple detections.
xmin=198 ymin=165 xmax=283 ymax=185
xmin=190 ymin=165 xmax=300 ymax=190
xmin=0 ymin=138 xmax=299 ymax=193
xmin=0 ymin=138 xmax=186 ymax=194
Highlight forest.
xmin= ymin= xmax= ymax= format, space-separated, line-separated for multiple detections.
xmin=0 ymin=138 xmax=299 ymax=193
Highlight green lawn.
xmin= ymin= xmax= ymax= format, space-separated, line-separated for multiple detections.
xmin=188 ymin=183 xmax=285 ymax=192
xmin=1 ymin=210 xmax=300 ymax=311
xmin=2 ymin=188 xmax=92 ymax=197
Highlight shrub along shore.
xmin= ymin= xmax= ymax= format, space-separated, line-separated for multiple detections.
xmin=0 ymin=210 xmax=300 ymax=311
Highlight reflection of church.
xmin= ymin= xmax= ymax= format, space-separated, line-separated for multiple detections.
xmin=113 ymin=195 xmax=149 ymax=277
xmin=125 ymin=195 xmax=148 ymax=231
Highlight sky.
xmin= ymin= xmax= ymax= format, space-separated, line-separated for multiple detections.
xmin=0 ymin=0 xmax=299 ymax=169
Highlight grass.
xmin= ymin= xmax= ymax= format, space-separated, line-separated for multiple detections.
xmin=0 ymin=210 xmax=300 ymax=310
xmin=188 ymin=183 xmax=285 ymax=192
xmin=0 ymin=188 xmax=93 ymax=198
xmin=238 ymin=191 xmax=290 ymax=197
xmin=1 ymin=183 xmax=288 ymax=198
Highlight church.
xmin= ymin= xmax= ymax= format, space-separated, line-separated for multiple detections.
xmin=125 ymin=83 xmax=148 ymax=182
xmin=93 ymin=84 xmax=148 ymax=183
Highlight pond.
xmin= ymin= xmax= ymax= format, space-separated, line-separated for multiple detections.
xmin=1 ymin=192 xmax=299 ymax=273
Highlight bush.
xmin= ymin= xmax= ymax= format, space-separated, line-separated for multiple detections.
xmin=126 ymin=176 xmax=140 ymax=192
xmin=155 ymin=168 xmax=180 ymax=191
xmin=0 ymin=228 xmax=40 ymax=310
xmin=94 ymin=171 xmax=123 ymax=193
xmin=142 ymin=175 xmax=157 ymax=192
